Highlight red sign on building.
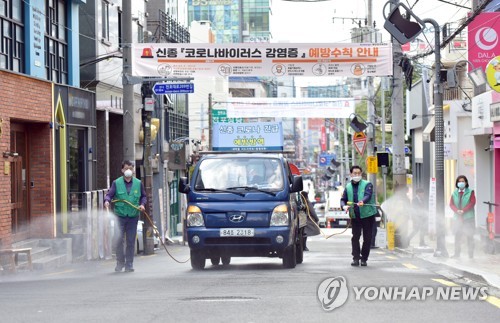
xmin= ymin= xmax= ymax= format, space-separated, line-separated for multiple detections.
xmin=468 ymin=12 xmax=500 ymax=72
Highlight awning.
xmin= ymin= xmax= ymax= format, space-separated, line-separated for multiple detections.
xmin=422 ymin=116 xmax=435 ymax=142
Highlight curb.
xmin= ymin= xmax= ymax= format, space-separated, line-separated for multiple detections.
xmin=393 ymin=246 xmax=500 ymax=290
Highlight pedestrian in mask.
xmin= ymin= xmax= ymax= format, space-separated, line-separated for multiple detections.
xmin=449 ymin=175 xmax=476 ymax=259
xmin=340 ymin=166 xmax=377 ymax=267
xmin=104 ymin=160 xmax=147 ymax=272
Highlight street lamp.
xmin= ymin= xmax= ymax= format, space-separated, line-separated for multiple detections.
xmin=447 ymin=60 xmax=487 ymax=94
xmin=383 ymin=0 xmax=448 ymax=257
xmin=349 ymin=114 xmax=368 ymax=133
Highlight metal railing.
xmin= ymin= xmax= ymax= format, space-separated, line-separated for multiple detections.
xmin=68 ymin=190 xmax=112 ymax=261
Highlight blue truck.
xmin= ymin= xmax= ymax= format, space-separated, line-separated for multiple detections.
xmin=179 ymin=152 xmax=304 ymax=269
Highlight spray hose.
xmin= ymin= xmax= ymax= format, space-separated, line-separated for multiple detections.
xmin=300 ymin=198 xmax=381 ymax=240
xmin=108 ymin=199 xmax=189 ymax=264
xmin=300 ymin=195 xmax=351 ymax=239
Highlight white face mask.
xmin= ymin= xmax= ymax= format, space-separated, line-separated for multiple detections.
xmin=351 ymin=176 xmax=362 ymax=183
xmin=457 ymin=182 xmax=465 ymax=189
xmin=124 ymin=169 xmax=133 ymax=178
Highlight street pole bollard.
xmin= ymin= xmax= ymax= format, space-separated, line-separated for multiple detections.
xmin=387 ymin=222 xmax=395 ymax=250
xmin=145 ymin=227 xmax=155 ymax=255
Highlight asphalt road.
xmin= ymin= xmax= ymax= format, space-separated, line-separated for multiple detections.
xmin=1 ymin=228 xmax=499 ymax=323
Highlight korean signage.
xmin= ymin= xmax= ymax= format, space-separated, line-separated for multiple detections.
xmin=211 ymin=109 xmax=243 ymax=123
xmin=28 ymin=0 xmax=45 ymax=78
xmin=225 ymin=97 xmax=355 ymax=118
xmin=168 ymin=141 xmax=187 ymax=170
xmin=212 ymin=122 xmax=283 ymax=151
xmin=468 ymin=12 xmax=500 ymax=72
xmin=491 ymin=102 xmax=500 ymax=121
xmin=132 ymin=43 xmax=393 ymax=78
xmin=318 ymin=153 xmax=336 ymax=167
xmin=54 ymin=85 xmax=96 ymax=127
xmin=153 ymin=83 xmax=194 ymax=94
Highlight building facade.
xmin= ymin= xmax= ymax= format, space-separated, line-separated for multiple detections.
xmin=0 ymin=0 xmax=87 ymax=252
xmin=188 ymin=0 xmax=271 ymax=43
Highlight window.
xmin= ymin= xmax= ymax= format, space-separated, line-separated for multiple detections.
xmin=137 ymin=23 xmax=143 ymax=43
xmin=45 ymin=0 xmax=67 ymax=83
xmin=117 ymin=9 xmax=122 ymax=47
xmin=101 ymin=0 xmax=109 ymax=41
xmin=0 ymin=0 xmax=24 ymax=72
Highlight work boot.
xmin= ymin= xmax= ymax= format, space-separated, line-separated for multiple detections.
xmin=351 ymin=260 xmax=359 ymax=266
xmin=360 ymin=260 xmax=367 ymax=266
xmin=115 ymin=263 xmax=124 ymax=272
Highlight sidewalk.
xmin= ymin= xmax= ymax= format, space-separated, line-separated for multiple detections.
xmin=398 ymin=234 xmax=500 ymax=290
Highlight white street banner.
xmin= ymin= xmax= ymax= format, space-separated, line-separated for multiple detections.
xmin=132 ymin=43 xmax=393 ymax=78
xmin=224 ymin=97 xmax=355 ymax=118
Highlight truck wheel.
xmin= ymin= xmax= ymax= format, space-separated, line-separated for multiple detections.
xmin=221 ymin=256 xmax=231 ymax=265
xmin=190 ymin=250 xmax=206 ymax=270
xmin=210 ymin=256 xmax=220 ymax=266
xmin=282 ymin=244 xmax=297 ymax=269
xmin=296 ymin=231 xmax=304 ymax=264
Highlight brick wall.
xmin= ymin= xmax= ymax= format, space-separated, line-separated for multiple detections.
xmin=0 ymin=71 xmax=54 ymax=246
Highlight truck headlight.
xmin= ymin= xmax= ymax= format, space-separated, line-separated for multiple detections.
xmin=187 ymin=205 xmax=205 ymax=227
xmin=270 ymin=204 xmax=289 ymax=226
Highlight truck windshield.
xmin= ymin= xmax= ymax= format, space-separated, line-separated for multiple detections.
xmin=194 ymin=157 xmax=284 ymax=191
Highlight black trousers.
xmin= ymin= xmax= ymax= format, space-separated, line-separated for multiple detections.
xmin=351 ymin=216 xmax=375 ymax=261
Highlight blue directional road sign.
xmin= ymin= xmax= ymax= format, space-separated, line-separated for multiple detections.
xmin=153 ymin=83 xmax=194 ymax=95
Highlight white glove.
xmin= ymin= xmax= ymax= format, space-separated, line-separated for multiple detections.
xmin=343 ymin=205 xmax=350 ymax=211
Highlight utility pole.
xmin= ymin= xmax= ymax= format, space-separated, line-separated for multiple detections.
xmin=208 ymin=93 xmax=213 ymax=150
xmin=122 ymin=0 xmax=135 ymax=162
xmin=381 ymin=78 xmax=388 ymax=201
xmin=343 ymin=119 xmax=349 ymax=184
xmin=366 ymin=0 xmax=377 ymax=200
xmin=390 ymin=0 xmax=407 ymax=190
xmin=425 ymin=17 xmax=448 ymax=257
xmin=141 ymin=82 xmax=155 ymax=255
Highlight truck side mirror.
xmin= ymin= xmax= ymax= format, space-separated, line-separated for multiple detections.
xmin=178 ymin=177 xmax=190 ymax=194
xmin=290 ymin=175 xmax=303 ymax=193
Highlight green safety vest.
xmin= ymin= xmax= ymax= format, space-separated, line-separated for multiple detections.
xmin=114 ymin=177 xmax=142 ymax=217
xmin=451 ymin=188 xmax=475 ymax=220
xmin=346 ymin=180 xmax=377 ymax=219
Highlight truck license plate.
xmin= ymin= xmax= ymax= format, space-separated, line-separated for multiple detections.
xmin=220 ymin=228 xmax=255 ymax=237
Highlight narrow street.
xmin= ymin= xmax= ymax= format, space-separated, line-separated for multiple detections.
xmin=1 ymin=229 xmax=499 ymax=323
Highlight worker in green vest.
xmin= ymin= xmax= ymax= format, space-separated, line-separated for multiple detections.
xmin=449 ymin=175 xmax=476 ymax=259
xmin=340 ymin=165 xmax=377 ymax=267
xmin=104 ymin=160 xmax=147 ymax=272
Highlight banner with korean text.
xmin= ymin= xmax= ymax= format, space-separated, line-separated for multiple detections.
xmin=132 ymin=43 xmax=393 ymax=78
xmin=212 ymin=122 xmax=283 ymax=151
xmin=224 ymin=97 xmax=355 ymax=118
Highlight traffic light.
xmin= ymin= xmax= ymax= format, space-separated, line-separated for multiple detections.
xmin=323 ymin=157 xmax=341 ymax=181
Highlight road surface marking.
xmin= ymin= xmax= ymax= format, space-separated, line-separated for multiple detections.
xmin=402 ymin=263 xmax=418 ymax=269
xmin=432 ymin=278 xmax=459 ymax=287
xmin=485 ymin=295 xmax=500 ymax=309
xmin=385 ymin=255 xmax=397 ymax=260
xmin=42 ymin=269 xmax=75 ymax=277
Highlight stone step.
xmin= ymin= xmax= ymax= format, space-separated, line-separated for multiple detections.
xmin=12 ymin=239 xmax=39 ymax=250
xmin=32 ymin=254 xmax=68 ymax=271
xmin=16 ymin=246 xmax=52 ymax=262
